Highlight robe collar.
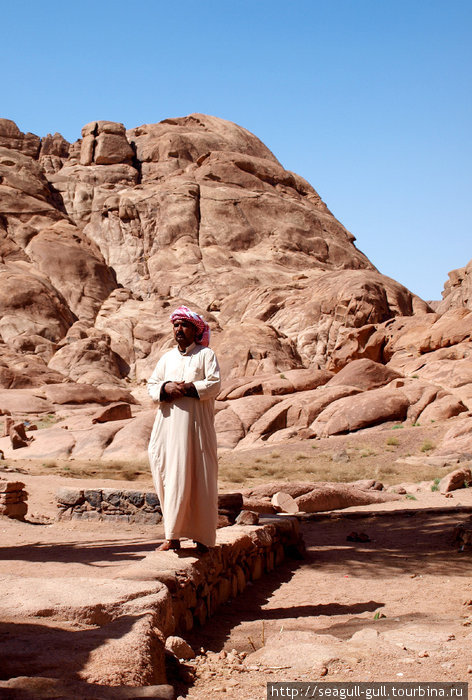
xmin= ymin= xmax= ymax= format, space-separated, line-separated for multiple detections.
xmin=178 ymin=342 xmax=197 ymax=356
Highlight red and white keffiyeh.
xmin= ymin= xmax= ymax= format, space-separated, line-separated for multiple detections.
xmin=170 ymin=306 xmax=210 ymax=347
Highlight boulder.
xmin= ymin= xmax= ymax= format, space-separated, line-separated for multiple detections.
xmin=418 ymin=394 xmax=467 ymax=422
xmin=295 ymin=484 xmax=400 ymax=513
xmin=244 ymin=482 xmax=325 ymax=499
xmin=165 ymin=635 xmax=195 ymax=660
xmin=235 ymin=510 xmax=259 ymax=525
xmin=42 ymin=383 xmax=137 ymax=405
xmin=438 ymin=418 xmax=472 ymax=457
xmin=310 ymin=386 xmax=410 ymax=437
xmin=439 ymin=467 xmax=472 ymax=493
xmin=0 ymin=389 xmax=53 ymax=414
xmin=327 ymin=358 xmax=402 ymax=391
xmin=271 ymin=492 xmax=299 ymax=514
xmin=92 ymin=402 xmax=132 ymax=424
xmin=9 ymin=422 xmax=33 ymax=449
xmin=242 ymin=497 xmax=276 ymax=514
xmin=101 ymin=410 xmax=155 ymax=461
xmin=48 ymin=335 xmax=126 ymax=385
xmin=214 ymin=407 xmax=245 ymax=448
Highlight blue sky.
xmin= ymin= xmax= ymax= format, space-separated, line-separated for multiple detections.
xmin=3 ymin=0 xmax=471 ymax=300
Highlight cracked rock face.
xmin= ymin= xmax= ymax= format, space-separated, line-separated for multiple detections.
xmin=0 ymin=113 xmax=429 ymax=385
xmin=1 ymin=113 xmax=471 ymax=454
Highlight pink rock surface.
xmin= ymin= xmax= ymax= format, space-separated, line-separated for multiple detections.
xmin=0 ymin=114 xmax=471 ymax=455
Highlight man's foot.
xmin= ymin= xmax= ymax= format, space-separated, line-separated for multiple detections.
xmin=156 ymin=539 xmax=181 ymax=551
xmin=195 ymin=541 xmax=209 ymax=554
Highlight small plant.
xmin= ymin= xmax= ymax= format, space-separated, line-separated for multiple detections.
xmin=421 ymin=440 xmax=435 ymax=452
xmin=411 ymin=374 xmax=419 ymax=379
xmin=295 ymin=453 xmax=308 ymax=461
xmin=360 ymin=448 xmax=376 ymax=458
xmin=412 ymin=422 xmax=421 ymax=427
xmin=386 ymin=437 xmax=399 ymax=447
xmin=431 ymin=477 xmax=441 ymax=492
xmin=36 ymin=413 xmax=60 ymax=430
xmin=279 ymin=373 xmax=286 ymax=380
xmin=391 ymin=424 xmax=404 ymax=430
xmin=405 ymin=493 xmax=417 ymax=500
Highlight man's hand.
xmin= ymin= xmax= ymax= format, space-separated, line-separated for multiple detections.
xmin=164 ymin=381 xmax=185 ymax=400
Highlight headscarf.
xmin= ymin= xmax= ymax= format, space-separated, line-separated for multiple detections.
xmin=170 ymin=305 xmax=210 ymax=347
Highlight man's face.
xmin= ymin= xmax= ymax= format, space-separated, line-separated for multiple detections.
xmin=173 ymin=319 xmax=197 ymax=349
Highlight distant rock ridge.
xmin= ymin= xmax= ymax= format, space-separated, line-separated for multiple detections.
xmin=0 ymin=114 xmax=471 ymax=455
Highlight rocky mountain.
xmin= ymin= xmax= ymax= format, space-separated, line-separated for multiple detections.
xmin=0 ymin=114 xmax=471 ymax=461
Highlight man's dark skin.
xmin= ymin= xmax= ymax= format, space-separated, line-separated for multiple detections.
xmin=157 ymin=318 xmax=207 ymax=553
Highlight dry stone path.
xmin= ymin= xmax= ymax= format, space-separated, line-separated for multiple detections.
xmin=179 ymin=511 xmax=472 ymax=699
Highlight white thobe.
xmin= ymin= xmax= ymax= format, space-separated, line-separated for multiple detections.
xmin=147 ymin=343 xmax=221 ymax=547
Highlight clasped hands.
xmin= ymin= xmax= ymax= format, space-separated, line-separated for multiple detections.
xmin=164 ymin=381 xmax=196 ymax=400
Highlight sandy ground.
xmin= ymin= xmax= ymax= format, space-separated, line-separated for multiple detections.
xmin=1 ymin=437 xmax=472 ymax=698
xmin=176 ymin=510 xmax=472 ymax=698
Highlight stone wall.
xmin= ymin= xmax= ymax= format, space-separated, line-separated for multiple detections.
xmin=116 ymin=516 xmax=304 ymax=635
xmin=56 ymin=488 xmax=244 ymax=526
xmin=54 ymin=487 xmax=304 ymax=636
xmin=56 ymin=486 xmax=162 ymax=524
xmin=0 ymin=479 xmax=27 ymax=520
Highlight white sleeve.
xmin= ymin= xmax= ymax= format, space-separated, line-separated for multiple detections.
xmin=193 ymin=349 xmax=221 ymax=400
xmin=147 ymin=355 xmax=167 ymax=403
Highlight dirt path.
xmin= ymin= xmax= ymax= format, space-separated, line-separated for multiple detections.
xmin=2 ymin=466 xmax=472 ymax=698
xmin=175 ymin=511 xmax=472 ymax=699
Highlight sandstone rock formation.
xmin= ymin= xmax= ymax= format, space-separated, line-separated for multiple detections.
xmin=438 ymin=258 xmax=472 ymax=312
xmin=0 ymin=113 xmax=471 ymax=458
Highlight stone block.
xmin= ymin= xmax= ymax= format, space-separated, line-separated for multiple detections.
xmin=165 ymin=635 xmax=195 ymax=660
xmin=80 ymin=134 xmax=94 ymax=165
xmin=231 ymin=573 xmax=239 ymax=599
xmin=194 ymin=599 xmax=207 ymax=626
xmin=145 ymin=492 xmax=160 ymax=508
xmin=235 ymin=510 xmax=259 ymax=525
xmin=251 ymin=555 xmax=263 ymax=581
xmin=0 ymin=502 xmax=27 ymax=519
xmin=95 ymin=133 xmax=134 ymax=165
xmin=125 ymin=491 xmax=145 ymax=508
xmin=77 ymin=511 xmax=103 ymax=522
xmin=275 ymin=543 xmax=285 ymax=566
xmin=84 ymin=489 xmax=102 ymax=509
xmin=0 ymin=480 xmax=25 ymax=493
xmin=102 ymin=489 xmax=122 ymax=506
xmin=235 ymin=565 xmax=246 ymax=593
xmin=0 ymin=492 xmax=27 ymax=503
xmin=56 ymin=488 xmax=84 ymax=506
xmin=218 ymin=577 xmax=232 ymax=605
xmin=266 ymin=550 xmax=275 ymax=572
xmin=131 ymin=511 xmax=162 ymax=525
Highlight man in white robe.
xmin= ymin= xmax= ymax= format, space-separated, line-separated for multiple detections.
xmin=147 ymin=306 xmax=221 ymax=552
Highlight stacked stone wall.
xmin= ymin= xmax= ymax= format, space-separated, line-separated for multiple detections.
xmin=0 ymin=479 xmax=27 ymax=520
xmin=116 ymin=516 xmax=304 ymax=635
xmin=56 ymin=487 xmax=162 ymax=524
xmin=56 ymin=489 xmax=243 ymax=526
xmin=171 ymin=518 xmax=303 ymax=634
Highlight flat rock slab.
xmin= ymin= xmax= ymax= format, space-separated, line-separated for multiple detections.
xmin=0 ymin=574 xmax=171 ymax=626
xmin=0 ymin=677 xmax=174 ymax=699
